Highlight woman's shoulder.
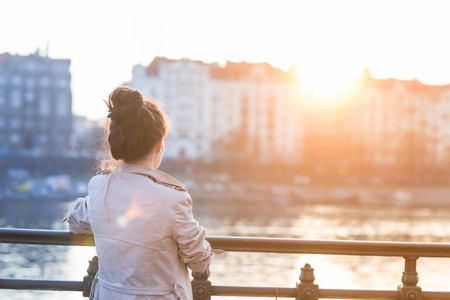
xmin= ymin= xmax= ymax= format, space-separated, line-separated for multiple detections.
xmin=96 ymin=169 xmax=113 ymax=176
xmin=122 ymin=166 xmax=188 ymax=193
xmin=87 ymin=169 xmax=112 ymax=188
xmin=136 ymin=169 xmax=192 ymax=206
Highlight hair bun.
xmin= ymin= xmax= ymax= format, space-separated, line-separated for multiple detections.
xmin=104 ymin=86 xmax=169 ymax=163
xmin=106 ymin=87 xmax=144 ymax=128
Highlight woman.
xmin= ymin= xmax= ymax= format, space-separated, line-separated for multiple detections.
xmin=66 ymin=87 xmax=213 ymax=299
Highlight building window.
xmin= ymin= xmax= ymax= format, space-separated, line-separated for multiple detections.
xmin=0 ymin=74 xmax=6 ymax=85
xmin=11 ymin=75 xmax=22 ymax=86
xmin=52 ymin=62 xmax=69 ymax=74
xmin=10 ymin=90 xmax=21 ymax=107
xmin=9 ymin=133 xmax=20 ymax=145
xmin=39 ymin=98 xmax=50 ymax=116
xmin=56 ymin=78 xmax=69 ymax=89
xmin=25 ymin=91 xmax=35 ymax=103
xmin=56 ymin=92 xmax=70 ymax=116
xmin=25 ymin=77 xmax=35 ymax=89
xmin=0 ymin=117 xmax=5 ymax=128
xmin=40 ymin=77 xmax=50 ymax=87
xmin=56 ymin=101 xmax=69 ymax=116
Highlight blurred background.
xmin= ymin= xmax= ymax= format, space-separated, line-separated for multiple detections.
xmin=1 ymin=0 xmax=450 ymax=299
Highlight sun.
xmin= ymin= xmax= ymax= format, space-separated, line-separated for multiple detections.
xmin=299 ymin=67 xmax=361 ymax=100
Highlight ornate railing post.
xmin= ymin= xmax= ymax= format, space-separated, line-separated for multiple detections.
xmin=398 ymin=257 xmax=422 ymax=300
xmin=296 ymin=263 xmax=319 ymax=300
xmin=192 ymin=269 xmax=211 ymax=300
xmin=82 ymin=256 xmax=98 ymax=297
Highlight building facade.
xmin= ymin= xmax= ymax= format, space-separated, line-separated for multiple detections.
xmin=127 ymin=57 xmax=303 ymax=164
xmin=304 ymin=68 xmax=450 ymax=181
xmin=353 ymin=69 xmax=450 ymax=169
xmin=127 ymin=57 xmax=450 ymax=176
xmin=0 ymin=50 xmax=72 ymax=157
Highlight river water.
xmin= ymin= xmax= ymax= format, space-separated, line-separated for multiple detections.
xmin=1 ymin=197 xmax=450 ymax=299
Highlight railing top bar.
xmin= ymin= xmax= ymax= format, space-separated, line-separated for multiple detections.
xmin=207 ymin=236 xmax=450 ymax=257
xmin=0 ymin=228 xmax=95 ymax=246
xmin=2 ymin=228 xmax=450 ymax=257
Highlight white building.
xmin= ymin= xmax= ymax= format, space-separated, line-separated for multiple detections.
xmin=435 ymin=87 xmax=450 ymax=165
xmin=352 ymin=68 xmax=450 ymax=168
xmin=126 ymin=57 xmax=303 ymax=164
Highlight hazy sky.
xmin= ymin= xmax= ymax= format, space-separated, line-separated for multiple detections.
xmin=2 ymin=0 xmax=450 ymax=120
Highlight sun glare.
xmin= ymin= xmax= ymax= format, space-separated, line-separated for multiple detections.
xmin=300 ymin=69 xmax=360 ymax=99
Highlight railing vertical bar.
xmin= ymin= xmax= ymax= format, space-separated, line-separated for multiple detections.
xmin=192 ymin=269 xmax=211 ymax=300
xmin=296 ymin=263 xmax=319 ymax=300
xmin=398 ymin=257 xmax=421 ymax=300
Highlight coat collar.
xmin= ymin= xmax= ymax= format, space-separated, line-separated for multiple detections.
xmin=117 ymin=164 xmax=186 ymax=191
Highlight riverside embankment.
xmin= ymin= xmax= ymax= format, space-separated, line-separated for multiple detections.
xmin=186 ymin=180 xmax=450 ymax=207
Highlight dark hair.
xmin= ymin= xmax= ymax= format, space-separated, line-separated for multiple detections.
xmin=103 ymin=86 xmax=169 ymax=165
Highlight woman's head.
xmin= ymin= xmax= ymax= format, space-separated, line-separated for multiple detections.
xmin=104 ymin=86 xmax=169 ymax=165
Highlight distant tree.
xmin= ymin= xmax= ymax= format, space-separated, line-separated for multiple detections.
xmin=212 ymin=128 xmax=260 ymax=163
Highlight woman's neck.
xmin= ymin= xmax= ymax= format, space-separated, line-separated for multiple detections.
xmin=127 ymin=152 xmax=158 ymax=169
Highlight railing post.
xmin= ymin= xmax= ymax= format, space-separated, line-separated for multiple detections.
xmin=191 ymin=269 xmax=211 ymax=300
xmin=398 ymin=257 xmax=422 ymax=300
xmin=296 ymin=263 xmax=319 ymax=300
xmin=82 ymin=256 xmax=98 ymax=297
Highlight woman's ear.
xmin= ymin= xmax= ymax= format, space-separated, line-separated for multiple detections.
xmin=156 ymin=138 xmax=164 ymax=153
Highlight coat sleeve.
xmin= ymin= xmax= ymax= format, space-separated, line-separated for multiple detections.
xmin=171 ymin=193 xmax=212 ymax=272
xmin=66 ymin=196 xmax=93 ymax=234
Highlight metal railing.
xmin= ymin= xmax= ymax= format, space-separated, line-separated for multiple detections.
xmin=1 ymin=228 xmax=450 ymax=299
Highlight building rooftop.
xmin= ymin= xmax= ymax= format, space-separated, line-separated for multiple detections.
xmin=359 ymin=68 xmax=450 ymax=92
xmin=145 ymin=56 xmax=298 ymax=83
